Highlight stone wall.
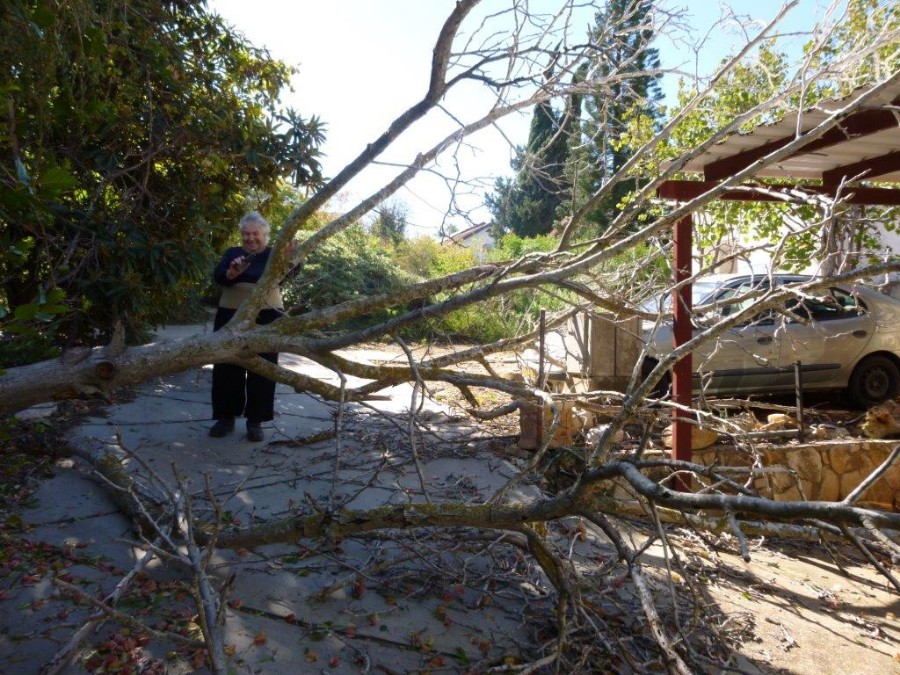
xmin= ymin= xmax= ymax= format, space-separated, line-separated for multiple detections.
xmin=693 ymin=439 xmax=900 ymax=511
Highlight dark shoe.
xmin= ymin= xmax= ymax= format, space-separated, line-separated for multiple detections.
xmin=209 ymin=418 xmax=235 ymax=437
xmin=246 ymin=421 xmax=264 ymax=443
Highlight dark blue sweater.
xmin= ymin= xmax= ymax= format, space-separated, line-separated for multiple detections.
xmin=214 ymin=246 xmax=272 ymax=286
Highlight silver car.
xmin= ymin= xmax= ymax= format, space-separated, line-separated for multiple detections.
xmin=641 ymin=273 xmax=900 ymax=408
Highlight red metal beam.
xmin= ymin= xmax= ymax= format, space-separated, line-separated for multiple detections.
xmin=822 ymin=150 xmax=900 ymax=187
xmin=672 ymin=214 xmax=693 ymax=490
xmin=702 ymin=108 xmax=900 ymax=181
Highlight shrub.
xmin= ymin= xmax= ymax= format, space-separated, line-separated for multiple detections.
xmin=490 ymin=232 xmax=558 ymax=260
xmin=283 ymin=226 xmax=412 ymax=328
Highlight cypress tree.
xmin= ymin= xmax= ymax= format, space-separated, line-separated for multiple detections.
xmin=573 ymin=0 xmax=663 ymax=236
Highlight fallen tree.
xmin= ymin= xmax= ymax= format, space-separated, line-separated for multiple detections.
xmin=2 ymin=0 xmax=900 ymax=672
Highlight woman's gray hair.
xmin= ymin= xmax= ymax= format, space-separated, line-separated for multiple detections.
xmin=239 ymin=211 xmax=270 ymax=239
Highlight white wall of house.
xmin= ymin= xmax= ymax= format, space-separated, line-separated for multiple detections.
xmin=461 ymin=228 xmax=493 ymax=259
xmin=445 ymin=223 xmax=494 ymax=261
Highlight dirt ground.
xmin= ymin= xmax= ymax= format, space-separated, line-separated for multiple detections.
xmin=363 ymin=341 xmax=900 ymax=674
xmin=700 ymin=540 xmax=899 ymax=674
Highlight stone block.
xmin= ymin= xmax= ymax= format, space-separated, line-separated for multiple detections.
xmin=776 ymin=485 xmax=803 ymax=502
xmin=829 ymin=444 xmax=864 ymax=475
xmin=519 ymin=400 xmax=577 ymax=450
xmin=768 ymin=466 xmax=797 ymax=492
xmin=817 ymin=468 xmax=840 ymax=502
xmin=790 ymin=447 xmax=823 ymax=483
xmin=839 ymin=470 xmax=865 ymax=497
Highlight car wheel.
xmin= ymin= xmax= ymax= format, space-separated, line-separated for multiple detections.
xmin=847 ymin=355 xmax=900 ymax=409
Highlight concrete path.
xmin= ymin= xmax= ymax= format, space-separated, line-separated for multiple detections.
xmin=1 ymin=324 xmax=550 ymax=674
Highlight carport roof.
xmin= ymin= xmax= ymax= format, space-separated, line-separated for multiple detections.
xmin=660 ymin=78 xmax=900 ymax=204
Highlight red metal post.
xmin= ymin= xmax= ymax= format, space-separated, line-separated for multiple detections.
xmin=672 ymin=214 xmax=693 ymax=489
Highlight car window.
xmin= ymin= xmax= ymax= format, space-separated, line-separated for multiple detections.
xmin=712 ymin=281 xmax=776 ymax=325
xmin=638 ymin=280 xmax=735 ymax=314
xmin=785 ymin=287 xmax=865 ymax=321
xmin=717 ymin=282 xmax=763 ymax=317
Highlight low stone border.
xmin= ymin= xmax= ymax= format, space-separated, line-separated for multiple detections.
xmin=694 ymin=438 xmax=900 ymax=510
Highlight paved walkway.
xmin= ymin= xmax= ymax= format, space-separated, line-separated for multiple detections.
xmin=1 ymin=324 xmax=549 ymax=674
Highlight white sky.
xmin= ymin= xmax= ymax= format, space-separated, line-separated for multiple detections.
xmin=207 ymin=0 xmax=836 ymax=237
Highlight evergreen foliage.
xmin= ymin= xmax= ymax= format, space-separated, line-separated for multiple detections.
xmin=0 ymin=0 xmax=324 ymax=363
xmin=487 ymin=60 xmax=584 ymax=238
xmin=570 ymin=0 xmax=663 ymax=236
xmin=371 ymin=200 xmax=409 ymax=247
xmin=488 ymin=1 xmax=662 ymax=240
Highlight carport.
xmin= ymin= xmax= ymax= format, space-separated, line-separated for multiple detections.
xmin=656 ymin=78 xmax=900 ymax=472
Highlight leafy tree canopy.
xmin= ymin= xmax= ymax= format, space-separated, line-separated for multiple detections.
xmin=0 ymin=0 xmax=325 ymax=365
xmin=371 ymin=199 xmax=409 ymax=247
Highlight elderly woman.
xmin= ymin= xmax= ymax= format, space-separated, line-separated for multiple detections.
xmin=209 ymin=211 xmax=284 ymax=442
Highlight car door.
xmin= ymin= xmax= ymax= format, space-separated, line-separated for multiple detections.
xmin=692 ymin=280 xmax=782 ymax=394
xmin=774 ymin=286 xmax=875 ymax=387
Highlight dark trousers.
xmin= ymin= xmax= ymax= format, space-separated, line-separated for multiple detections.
xmin=211 ymin=307 xmax=281 ymax=423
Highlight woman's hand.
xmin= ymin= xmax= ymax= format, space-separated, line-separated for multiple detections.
xmin=226 ymin=256 xmax=251 ymax=280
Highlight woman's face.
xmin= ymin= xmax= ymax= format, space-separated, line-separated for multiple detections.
xmin=241 ymin=225 xmax=267 ymax=253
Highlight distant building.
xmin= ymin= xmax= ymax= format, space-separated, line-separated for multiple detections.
xmin=443 ymin=222 xmax=494 ymax=260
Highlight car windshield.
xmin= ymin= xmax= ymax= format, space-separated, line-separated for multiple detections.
xmin=639 ymin=280 xmax=725 ymax=314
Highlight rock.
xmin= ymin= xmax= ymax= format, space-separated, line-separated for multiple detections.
xmin=760 ymin=413 xmax=799 ymax=431
xmin=807 ymin=424 xmax=850 ymax=440
xmin=584 ymin=424 xmax=624 ymax=447
xmin=860 ymin=399 xmax=900 ymax=439
xmin=14 ymin=402 xmax=58 ymax=422
xmin=726 ymin=411 xmax=760 ymax=432
xmin=662 ymin=423 xmax=719 ymax=450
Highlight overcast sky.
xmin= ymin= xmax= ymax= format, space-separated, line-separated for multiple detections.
xmin=207 ymin=0 xmax=835 ymax=236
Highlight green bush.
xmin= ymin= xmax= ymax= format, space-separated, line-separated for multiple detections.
xmin=283 ymin=226 xmax=413 ymax=329
xmin=490 ymin=232 xmax=558 ymax=260
xmin=395 ymin=235 xmax=566 ymax=343
xmin=0 ymin=328 xmax=61 ymax=369
xmin=281 ymin=226 xmax=653 ymax=345
xmin=393 ymin=236 xmax=445 ymax=279
xmin=439 ymin=298 xmax=524 ymax=343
